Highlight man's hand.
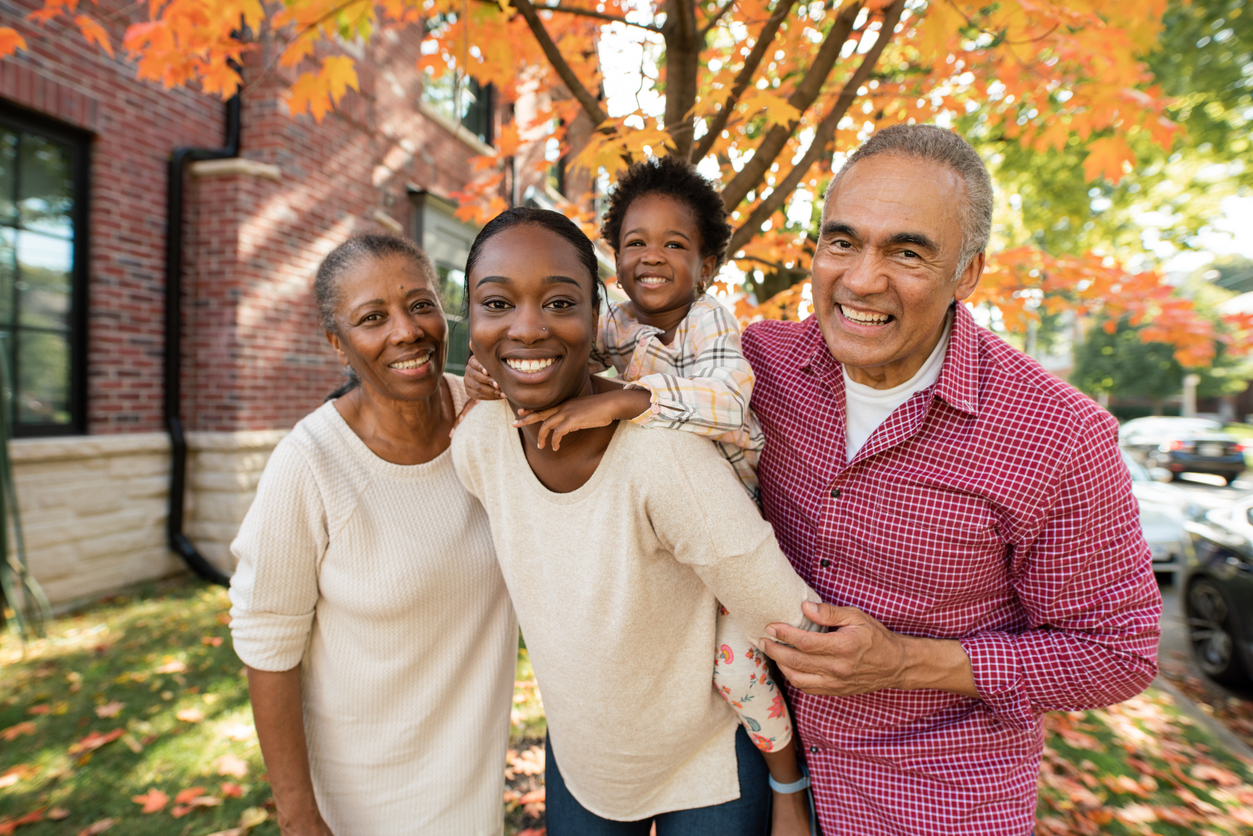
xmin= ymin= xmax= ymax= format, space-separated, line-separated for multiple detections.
xmin=513 ymin=388 xmax=652 ymax=450
xmin=762 ymin=601 xmax=978 ymax=698
xmin=464 ymin=356 xmax=503 ymax=401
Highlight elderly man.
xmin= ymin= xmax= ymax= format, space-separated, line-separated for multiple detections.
xmin=751 ymin=124 xmax=1161 ymax=835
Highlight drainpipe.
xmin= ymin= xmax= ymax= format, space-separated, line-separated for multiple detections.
xmin=163 ymin=93 xmax=241 ymax=586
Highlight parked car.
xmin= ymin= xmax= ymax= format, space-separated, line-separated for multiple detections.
xmin=1182 ymin=496 xmax=1253 ymax=686
xmin=1121 ymin=451 xmax=1196 ymax=582
xmin=1119 ymin=416 xmax=1246 ymax=485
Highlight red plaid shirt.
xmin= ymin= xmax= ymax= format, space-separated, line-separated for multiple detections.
xmin=743 ymin=302 xmax=1161 ymax=836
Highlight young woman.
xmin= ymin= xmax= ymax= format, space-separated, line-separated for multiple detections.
xmin=451 ymin=207 xmax=820 ymax=835
xmin=229 ymin=234 xmax=516 ymax=836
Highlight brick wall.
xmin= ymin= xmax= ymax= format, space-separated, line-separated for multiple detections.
xmin=1 ymin=0 xmax=225 ymax=434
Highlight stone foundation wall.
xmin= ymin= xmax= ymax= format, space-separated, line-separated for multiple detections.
xmin=183 ymin=430 xmax=289 ymax=573
xmin=10 ymin=434 xmax=181 ymax=607
xmin=10 ymin=430 xmax=287 ymax=608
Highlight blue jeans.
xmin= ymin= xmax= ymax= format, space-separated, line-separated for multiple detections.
xmin=544 ymin=725 xmax=770 ymax=836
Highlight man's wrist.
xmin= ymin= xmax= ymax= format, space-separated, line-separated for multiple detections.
xmin=898 ymin=636 xmax=979 ymax=698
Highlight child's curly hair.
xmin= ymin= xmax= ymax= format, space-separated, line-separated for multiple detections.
xmin=600 ymin=156 xmax=733 ymax=267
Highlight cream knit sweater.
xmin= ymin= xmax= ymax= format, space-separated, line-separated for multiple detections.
xmin=452 ymin=399 xmax=820 ymax=821
xmin=229 ymin=375 xmax=518 ymax=836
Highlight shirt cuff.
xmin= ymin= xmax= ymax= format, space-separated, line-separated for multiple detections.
xmin=625 ymin=383 xmax=663 ymax=425
xmin=229 ymin=606 xmax=314 ymax=672
xmin=960 ymin=631 xmax=1035 ymax=730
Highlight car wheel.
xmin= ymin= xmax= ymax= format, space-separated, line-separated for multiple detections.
xmin=1186 ymin=578 xmax=1250 ymax=686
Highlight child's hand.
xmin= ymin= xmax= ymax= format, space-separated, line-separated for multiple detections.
xmin=513 ymin=389 xmax=652 ymax=451
xmin=464 ymin=356 xmax=503 ymax=400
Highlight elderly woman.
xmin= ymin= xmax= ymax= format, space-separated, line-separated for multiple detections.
xmin=228 ymin=234 xmax=517 ymax=836
xmin=452 ymin=207 xmax=820 ymax=835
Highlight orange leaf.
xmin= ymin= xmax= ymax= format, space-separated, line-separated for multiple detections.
xmin=131 ymin=789 xmax=168 ymax=814
xmin=216 ymin=753 xmax=250 ymax=778
xmin=321 ymin=55 xmax=359 ymax=102
xmin=1082 ymin=135 xmax=1136 ymax=185
xmin=0 ymin=27 xmax=27 ymax=59
xmin=174 ymin=787 xmax=206 ymax=805
xmin=1 ymin=721 xmax=36 ymax=741
xmin=68 ymin=728 xmax=123 ymax=755
xmin=220 ymin=782 xmax=244 ymax=798
xmin=176 ymin=708 xmax=205 ymax=724
xmin=76 ymin=820 xmax=114 ymax=835
xmin=74 ymin=14 xmax=111 ymax=56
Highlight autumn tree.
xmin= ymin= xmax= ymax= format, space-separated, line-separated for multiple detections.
xmin=3 ymin=0 xmax=1247 ymax=362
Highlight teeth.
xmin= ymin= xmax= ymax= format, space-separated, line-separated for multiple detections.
xmin=637 ymin=276 xmax=668 ymax=286
xmin=841 ymin=305 xmax=891 ymax=324
xmin=506 ymin=358 xmax=555 ymax=373
xmin=389 ymin=353 xmax=432 ymax=369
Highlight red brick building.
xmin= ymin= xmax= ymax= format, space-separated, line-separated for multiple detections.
xmin=1 ymin=2 xmax=562 ymax=604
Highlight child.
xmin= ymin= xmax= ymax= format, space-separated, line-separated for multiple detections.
xmin=464 ymin=157 xmax=814 ymax=836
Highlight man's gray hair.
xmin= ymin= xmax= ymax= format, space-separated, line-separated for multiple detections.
xmin=825 ymin=124 xmax=993 ymax=280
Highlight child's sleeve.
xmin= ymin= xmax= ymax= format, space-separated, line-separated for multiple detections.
xmin=626 ymin=301 xmax=761 ymax=450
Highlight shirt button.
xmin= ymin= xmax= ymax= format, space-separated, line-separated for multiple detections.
xmin=809 ymin=745 xmax=819 ymax=754
xmin=830 ymin=487 xmax=841 ymax=499
xmin=820 ymin=559 xmax=830 ymax=568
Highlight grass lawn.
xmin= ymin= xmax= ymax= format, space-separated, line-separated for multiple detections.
xmin=4 ymin=580 xmax=1253 ymax=835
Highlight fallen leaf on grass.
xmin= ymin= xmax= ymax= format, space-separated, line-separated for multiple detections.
xmin=505 ymin=746 xmax=545 ymax=780
xmin=68 ymin=729 xmax=124 ymax=755
xmin=46 ymin=808 xmax=69 ymax=820
xmin=120 ymin=733 xmax=144 ymax=753
xmin=2 ymin=722 xmax=36 ymax=741
xmin=174 ymin=787 xmax=207 ymax=804
xmin=26 ymin=705 xmax=50 ymax=715
xmin=154 ymin=659 xmax=187 ymax=674
xmin=238 ymin=807 xmax=268 ymax=828
xmin=94 ymin=701 xmax=124 ymax=718
xmin=0 ymin=765 xmax=36 ymax=789
xmin=176 ymin=708 xmax=205 ymax=724
xmin=76 ymin=820 xmax=113 ymax=836
xmin=132 ymin=788 xmax=169 ymax=813
xmin=216 ymin=753 xmax=249 ymax=778
xmin=220 ymin=782 xmax=244 ymax=798
xmin=221 ymin=723 xmax=255 ymax=741
xmin=201 ymin=635 xmax=224 ymax=647
xmin=204 ymin=830 xmax=244 ymax=836
xmin=0 ymin=808 xmax=44 ymax=835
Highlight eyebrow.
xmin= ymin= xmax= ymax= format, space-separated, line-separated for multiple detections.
xmin=475 ymin=275 xmax=584 ymax=288
xmin=624 ymin=227 xmax=692 ymax=240
xmin=347 ymin=288 xmax=434 ymax=315
xmin=821 ymin=222 xmax=940 ymax=254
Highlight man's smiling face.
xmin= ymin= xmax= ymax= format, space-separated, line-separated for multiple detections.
xmin=810 ymin=153 xmax=984 ymax=389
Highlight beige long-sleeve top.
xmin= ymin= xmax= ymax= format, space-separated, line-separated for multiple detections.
xmin=229 ymin=375 xmax=518 ymax=836
xmin=452 ymin=399 xmax=820 ymax=821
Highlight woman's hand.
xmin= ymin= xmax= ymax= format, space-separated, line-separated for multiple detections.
xmin=464 ymin=356 xmax=503 ymax=400
xmin=513 ymin=388 xmax=652 ymax=450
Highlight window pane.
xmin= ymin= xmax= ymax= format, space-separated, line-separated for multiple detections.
xmin=0 ymin=228 xmax=15 ymax=324
xmin=16 ymin=230 xmax=71 ymax=328
xmin=17 ymin=328 xmax=71 ymax=425
xmin=18 ymin=133 xmax=74 ymax=239
xmin=0 ymin=129 xmax=16 ymax=225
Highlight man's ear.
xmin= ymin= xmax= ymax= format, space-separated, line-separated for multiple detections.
xmin=954 ymin=251 xmax=985 ymax=302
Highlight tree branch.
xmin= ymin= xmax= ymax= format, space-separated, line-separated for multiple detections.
xmin=691 ymin=0 xmax=799 ymax=162
xmin=720 ymin=0 xmax=862 ymax=209
xmin=511 ymin=0 xmax=609 ymax=126
xmin=539 ymin=3 xmax=663 ymax=33
xmin=698 ymin=0 xmax=738 ymax=39
xmin=728 ymin=0 xmax=905 ymax=255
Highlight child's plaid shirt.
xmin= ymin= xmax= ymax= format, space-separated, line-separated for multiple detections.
xmin=590 ymin=293 xmax=764 ymax=500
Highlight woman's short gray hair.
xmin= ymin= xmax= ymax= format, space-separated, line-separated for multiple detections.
xmin=825 ymin=124 xmax=993 ymax=281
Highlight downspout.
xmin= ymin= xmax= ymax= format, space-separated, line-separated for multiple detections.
xmin=163 ymin=93 xmax=241 ymax=586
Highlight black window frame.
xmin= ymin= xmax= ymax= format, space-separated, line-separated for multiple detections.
xmin=0 ymin=104 xmax=91 ymax=437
